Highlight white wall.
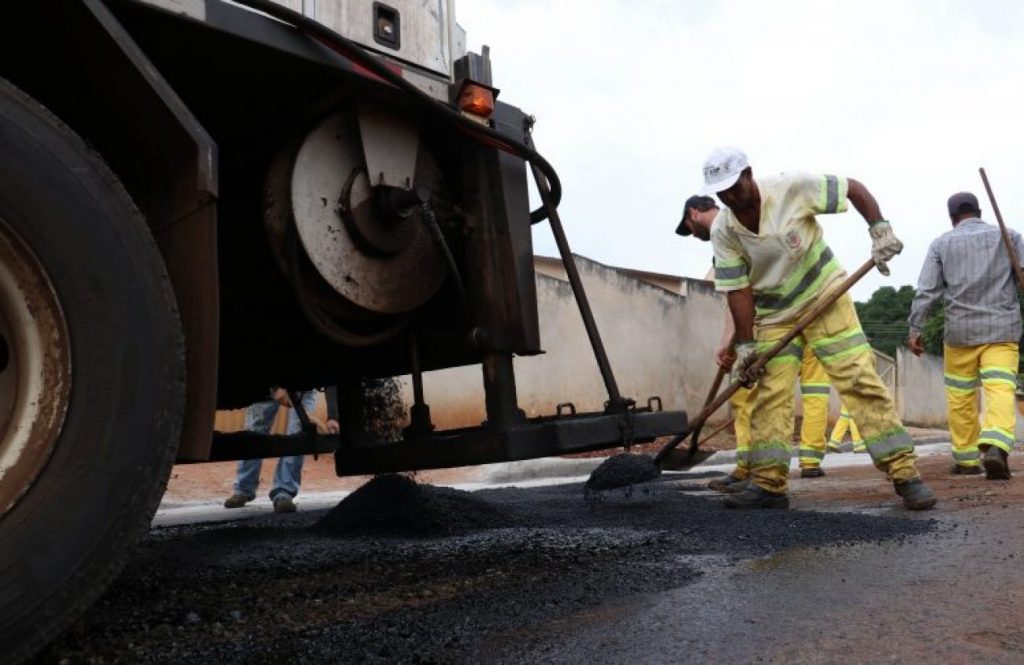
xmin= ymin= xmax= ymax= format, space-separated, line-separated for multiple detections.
xmin=404 ymin=255 xmax=1020 ymax=441
xmin=897 ymin=346 xmax=1024 ymax=438
xmin=413 ymin=255 xmax=727 ymax=429
xmin=896 ymin=347 xmax=948 ymax=427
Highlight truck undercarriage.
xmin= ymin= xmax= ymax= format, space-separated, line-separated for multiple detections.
xmin=0 ymin=0 xmax=686 ymax=659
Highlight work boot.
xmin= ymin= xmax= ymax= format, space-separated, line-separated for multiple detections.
xmin=828 ymin=441 xmax=852 ymax=454
xmin=893 ymin=478 xmax=937 ymax=511
xmin=708 ymin=474 xmax=748 ymax=493
xmin=853 ymin=444 xmax=867 ymax=454
xmin=800 ymin=467 xmax=825 ymax=478
xmin=949 ymin=463 xmax=983 ymax=476
xmin=983 ymin=446 xmax=1011 ymax=480
xmin=723 ymin=484 xmax=789 ymax=510
xmin=273 ymin=496 xmax=297 ymax=513
xmin=224 ymin=494 xmax=253 ymax=509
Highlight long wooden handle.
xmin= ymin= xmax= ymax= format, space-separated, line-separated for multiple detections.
xmin=654 ymin=258 xmax=876 ymax=466
xmin=979 ymin=167 xmax=1024 ymax=292
xmin=687 ymin=364 xmax=728 ymax=449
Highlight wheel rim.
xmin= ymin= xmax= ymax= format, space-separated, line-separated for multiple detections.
xmin=0 ymin=218 xmax=71 ymax=518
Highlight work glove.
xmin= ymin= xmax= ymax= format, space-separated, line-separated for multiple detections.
xmin=869 ymin=220 xmax=903 ymax=276
xmin=731 ymin=341 xmax=762 ymax=388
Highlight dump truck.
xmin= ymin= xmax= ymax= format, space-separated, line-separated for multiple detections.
xmin=0 ymin=0 xmax=687 ymax=659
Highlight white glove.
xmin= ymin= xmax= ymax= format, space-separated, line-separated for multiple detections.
xmin=731 ymin=341 xmax=761 ymax=387
xmin=869 ymin=220 xmax=903 ymax=276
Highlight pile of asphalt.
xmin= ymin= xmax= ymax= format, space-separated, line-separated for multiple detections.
xmin=313 ymin=473 xmax=516 ymax=536
xmin=39 ymin=478 xmax=942 ymax=664
xmin=585 ymin=452 xmax=662 ymax=492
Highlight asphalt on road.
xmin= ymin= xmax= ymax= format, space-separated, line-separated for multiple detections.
xmin=33 ymin=445 xmax=1008 ymax=664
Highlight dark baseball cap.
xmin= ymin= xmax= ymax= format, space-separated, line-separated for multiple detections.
xmin=947 ymin=191 xmax=980 ymax=217
xmin=675 ymin=195 xmax=718 ymax=236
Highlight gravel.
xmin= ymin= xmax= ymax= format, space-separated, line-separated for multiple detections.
xmin=585 ymin=453 xmax=662 ymax=492
xmin=313 ymin=474 xmax=518 ymax=536
xmin=34 ymin=475 xmax=939 ymax=664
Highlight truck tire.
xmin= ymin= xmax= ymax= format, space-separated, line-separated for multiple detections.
xmin=0 ymin=78 xmax=186 ymax=662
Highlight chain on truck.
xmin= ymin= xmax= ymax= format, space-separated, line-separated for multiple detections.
xmin=0 ymin=0 xmax=688 ymax=659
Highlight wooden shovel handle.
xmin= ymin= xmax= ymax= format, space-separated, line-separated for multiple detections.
xmin=654 ymin=258 xmax=877 ymax=466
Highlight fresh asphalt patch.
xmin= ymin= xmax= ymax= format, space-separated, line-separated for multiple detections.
xmin=37 ymin=475 xmax=939 ymax=664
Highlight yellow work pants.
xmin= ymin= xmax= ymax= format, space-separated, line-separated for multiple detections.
xmin=798 ymin=347 xmax=830 ymax=468
xmin=944 ymin=342 xmax=1019 ymax=464
xmin=730 ymin=386 xmax=753 ymax=480
xmin=749 ymin=294 xmax=918 ymax=493
xmin=829 ymin=406 xmax=864 ymax=449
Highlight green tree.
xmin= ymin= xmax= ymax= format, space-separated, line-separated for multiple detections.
xmin=855 ymin=285 xmax=916 ymax=357
xmin=921 ymin=302 xmax=945 ymax=355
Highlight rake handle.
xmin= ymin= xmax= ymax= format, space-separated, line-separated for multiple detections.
xmin=654 ymin=258 xmax=877 ymax=466
xmin=979 ymin=167 xmax=1024 ymax=293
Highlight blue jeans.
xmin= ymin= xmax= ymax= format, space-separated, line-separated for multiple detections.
xmin=233 ymin=390 xmax=317 ymax=501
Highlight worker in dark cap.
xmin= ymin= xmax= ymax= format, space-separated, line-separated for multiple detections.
xmin=677 ymin=194 xmax=718 ymax=241
xmin=908 ymin=191 xmax=1024 ymax=480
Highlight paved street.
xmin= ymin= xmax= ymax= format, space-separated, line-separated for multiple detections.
xmin=33 ymin=443 xmax=1024 ymax=664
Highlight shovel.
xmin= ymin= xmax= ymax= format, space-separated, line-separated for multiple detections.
xmin=654 ymin=257 xmax=878 ymax=470
xmin=659 ymin=365 xmax=727 ymax=470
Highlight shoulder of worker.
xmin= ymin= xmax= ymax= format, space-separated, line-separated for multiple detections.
xmin=710 ymin=208 xmax=734 ymax=239
xmin=769 ymin=170 xmax=831 ymax=193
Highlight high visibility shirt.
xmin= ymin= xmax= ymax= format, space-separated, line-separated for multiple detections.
xmin=711 ymin=172 xmax=849 ymax=326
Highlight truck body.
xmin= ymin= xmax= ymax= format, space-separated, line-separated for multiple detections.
xmin=0 ymin=1 xmax=685 ymax=659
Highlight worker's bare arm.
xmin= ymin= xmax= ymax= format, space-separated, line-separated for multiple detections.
xmin=847 ymin=178 xmax=884 ymax=224
xmin=717 ymin=310 xmax=737 ymax=369
xmin=726 ymin=287 xmax=756 ymax=344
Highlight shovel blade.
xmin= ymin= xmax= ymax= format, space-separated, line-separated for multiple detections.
xmin=659 ymin=446 xmax=716 ymax=471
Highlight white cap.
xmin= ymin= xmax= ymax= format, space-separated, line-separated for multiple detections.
xmin=699 ymin=146 xmax=749 ymax=195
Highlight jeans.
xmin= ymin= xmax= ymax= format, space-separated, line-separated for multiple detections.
xmin=233 ymin=390 xmax=317 ymax=501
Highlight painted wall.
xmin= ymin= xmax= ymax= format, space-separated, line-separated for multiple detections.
xmin=897 ymin=346 xmax=1024 ymax=438
xmin=895 ymin=348 xmax=948 ymax=427
xmin=400 ymin=255 xmax=1023 ymax=441
xmin=414 ymin=254 xmax=728 ymax=430
xmin=408 ymin=255 xmax=897 ymax=432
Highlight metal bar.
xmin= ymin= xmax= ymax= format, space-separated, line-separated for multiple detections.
xmin=207 ymin=431 xmax=336 ymax=461
xmin=205 ymin=412 xmax=681 ymax=472
xmin=334 ymin=409 xmax=687 ymax=475
xmin=528 ymin=158 xmax=623 ymax=407
xmin=688 ymin=364 xmax=727 ymax=450
xmin=979 ymin=167 xmax=1024 ymax=292
xmin=482 ymin=354 xmax=523 ymax=427
xmin=654 ymin=258 xmax=876 ymax=466
xmin=289 ymin=390 xmax=314 ymax=432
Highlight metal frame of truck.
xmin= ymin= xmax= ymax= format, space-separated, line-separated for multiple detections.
xmin=0 ymin=1 xmax=686 ymax=659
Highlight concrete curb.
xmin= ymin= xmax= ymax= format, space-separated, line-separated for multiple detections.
xmin=482 ymin=457 xmax=606 ymax=484
xmin=479 ymin=433 xmax=954 ymax=485
xmin=701 ymin=435 xmax=952 ymax=467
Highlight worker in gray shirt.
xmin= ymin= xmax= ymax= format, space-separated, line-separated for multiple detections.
xmin=908 ymin=191 xmax=1024 ymax=480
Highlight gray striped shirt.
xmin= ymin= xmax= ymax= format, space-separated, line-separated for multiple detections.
xmin=908 ymin=218 xmax=1024 ymax=346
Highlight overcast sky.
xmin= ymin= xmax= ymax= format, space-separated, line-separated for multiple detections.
xmin=456 ymin=0 xmax=1024 ymax=301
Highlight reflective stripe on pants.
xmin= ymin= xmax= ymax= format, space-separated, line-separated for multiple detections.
xmin=944 ymin=342 xmax=1019 ymax=457
xmin=829 ymin=406 xmax=863 ymax=446
xmin=798 ymin=347 xmax=830 ymax=468
xmin=749 ymin=293 xmax=918 ymax=493
xmin=730 ymin=385 xmax=754 ymax=480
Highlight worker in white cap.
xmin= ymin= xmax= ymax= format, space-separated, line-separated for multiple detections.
xmin=678 ymin=195 xmax=833 ymax=490
xmin=702 ymin=146 xmax=936 ymax=510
